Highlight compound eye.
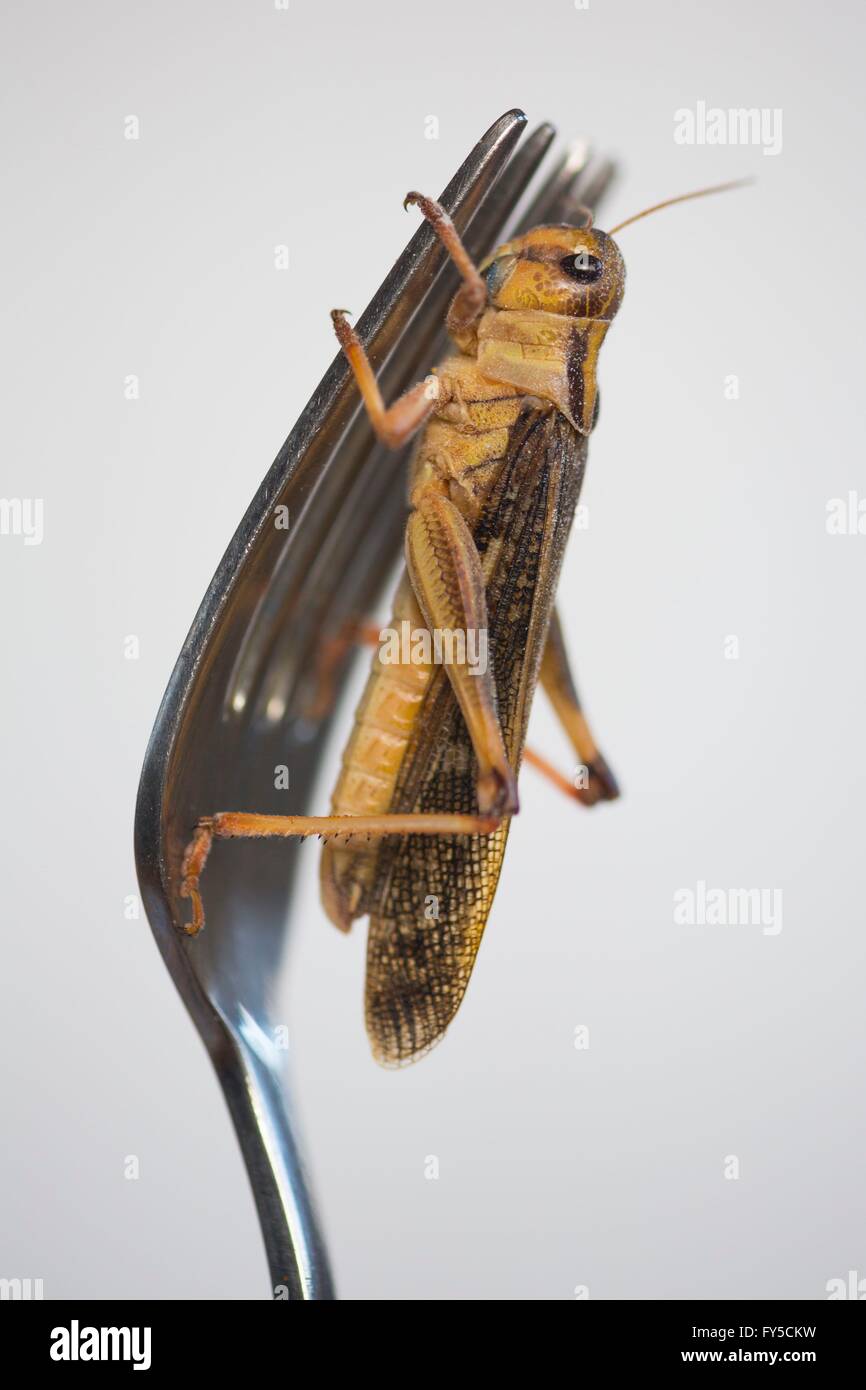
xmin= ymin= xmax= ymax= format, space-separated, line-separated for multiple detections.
xmin=560 ymin=252 xmax=603 ymax=284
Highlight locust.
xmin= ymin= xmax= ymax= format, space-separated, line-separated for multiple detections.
xmin=180 ymin=176 xmax=747 ymax=1066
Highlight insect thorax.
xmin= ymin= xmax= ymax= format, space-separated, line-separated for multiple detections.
xmin=473 ymin=307 xmax=610 ymax=435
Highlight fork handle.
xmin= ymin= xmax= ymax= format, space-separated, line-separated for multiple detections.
xmin=217 ymin=1039 xmax=336 ymax=1300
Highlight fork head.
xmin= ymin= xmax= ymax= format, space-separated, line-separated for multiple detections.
xmin=134 ymin=110 xmax=615 ymax=1299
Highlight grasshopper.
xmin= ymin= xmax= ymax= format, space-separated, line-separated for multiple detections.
xmin=181 ymin=178 xmax=747 ymax=1066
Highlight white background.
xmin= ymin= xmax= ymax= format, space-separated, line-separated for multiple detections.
xmin=2 ymin=0 xmax=864 ymax=1299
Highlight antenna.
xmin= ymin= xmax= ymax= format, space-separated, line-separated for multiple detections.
xmin=607 ymin=178 xmax=753 ymax=236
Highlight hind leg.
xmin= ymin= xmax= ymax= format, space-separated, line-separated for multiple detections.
xmin=180 ymin=808 xmax=501 ymax=936
xmin=538 ymin=607 xmax=619 ymax=806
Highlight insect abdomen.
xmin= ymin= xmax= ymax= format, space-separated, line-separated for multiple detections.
xmin=319 ymin=576 xmax=433 ymax=931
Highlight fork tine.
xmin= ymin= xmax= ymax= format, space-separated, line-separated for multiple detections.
xmin=514 ymin=142 xmax=617 ymax=233
xmin=214 ymin=111 xmax=531 ymax=715
xmin=251 ymin=125 xmax=617 ymax=727
xmin=255 ymin=130 xmax=619 ymax=723
xmin=460 ymin=120 xmax=557 ymax=253
xmin=283 ymin=109 xmax=529 ymax=483
xmin=290 ymin=128 xmax=614 ymax=638
xmin=355 ymin=121 xmax=558 ymax=428
xmin=237 ymin=121 xmax=562 ymax=721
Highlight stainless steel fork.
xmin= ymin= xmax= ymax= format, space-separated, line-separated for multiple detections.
xmin=134 ymin=109 xmax=615 ymax=1300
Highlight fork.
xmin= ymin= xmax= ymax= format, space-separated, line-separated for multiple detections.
xmin=134 ymin=108 xmax=615 ymax=1300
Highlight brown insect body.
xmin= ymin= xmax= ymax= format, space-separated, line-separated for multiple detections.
xmin=179 ymin=175 xmax=748 ymax=1065
xmin=322 ymin=225 xmax=626 ymax=1064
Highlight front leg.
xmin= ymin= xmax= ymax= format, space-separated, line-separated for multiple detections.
xmin=331 ymin=310 xmax=445 ymax=448
xmin=330 ymin=189 xmax=488 ymax=446
xmin=405 ymin=483 xmax=518 ymax=817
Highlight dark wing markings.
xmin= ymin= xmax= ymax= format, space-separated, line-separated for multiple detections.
xmin=364 ymin=406 xmax=587 ymax=1064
